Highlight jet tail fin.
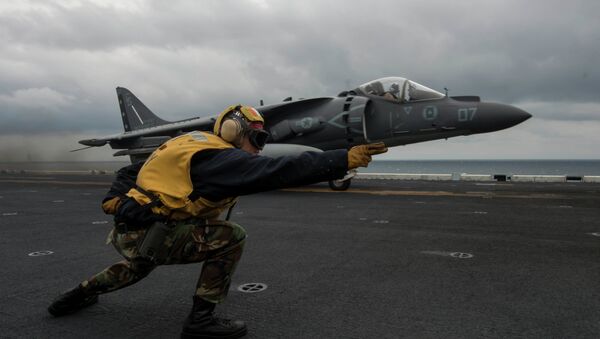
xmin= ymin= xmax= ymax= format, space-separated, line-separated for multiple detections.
xmin=116 ymin=87 xmax=170 ymax=132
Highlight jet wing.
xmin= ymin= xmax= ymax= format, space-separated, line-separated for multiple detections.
xmin=79 ymin=115 xmax=216 ymax=147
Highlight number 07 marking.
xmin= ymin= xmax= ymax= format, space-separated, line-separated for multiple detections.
xmin=458 ymin=107 xmax=477 ymax=121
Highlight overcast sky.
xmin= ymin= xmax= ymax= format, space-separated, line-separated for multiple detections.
xmin=1 ymin=0 xmax=599 ymax=161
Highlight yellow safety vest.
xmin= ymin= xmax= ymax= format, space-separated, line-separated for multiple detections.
xmin=126 ymin=131 xmax=237 ymax=220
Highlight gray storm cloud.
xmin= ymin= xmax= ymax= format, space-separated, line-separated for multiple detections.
xmin=0 ymin=0 xmax=598 ymax=160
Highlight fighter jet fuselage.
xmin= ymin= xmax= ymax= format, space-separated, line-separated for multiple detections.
xmin=261 ymin=95 xmax=530 ymax=152
xmin=79 ymin=76 xmax=531 ymax=162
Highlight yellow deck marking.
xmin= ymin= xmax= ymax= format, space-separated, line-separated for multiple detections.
xmin=282 ymin=187 xmax=563 ymax=199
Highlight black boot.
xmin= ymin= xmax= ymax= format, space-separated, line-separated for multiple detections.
xmin=48 ymin=284 xmax=98 ymax=317
xmin=181 ymin=296 xmax=247 ymax=339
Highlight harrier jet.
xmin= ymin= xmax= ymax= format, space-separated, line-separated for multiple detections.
xmin=79 ymin=76 xmax=531 ymax=189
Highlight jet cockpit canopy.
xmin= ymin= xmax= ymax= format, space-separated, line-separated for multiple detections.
xmin=356 ymin=77 xmax=445 ymax=102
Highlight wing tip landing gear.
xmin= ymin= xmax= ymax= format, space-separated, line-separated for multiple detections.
xmin=328 ymin=169 xmax=357 ymax=191
xmin=329 ymin=179 xmax=351 ymax=191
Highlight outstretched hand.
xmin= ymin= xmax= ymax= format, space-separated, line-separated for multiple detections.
xmin=347 ymin=142 xmax=388 ymax=169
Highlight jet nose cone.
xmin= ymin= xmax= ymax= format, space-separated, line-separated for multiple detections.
xmin=474 ymin=102 xmax=532 ymax=132
xmin=508 ymin=104 xmax=532 ymax=124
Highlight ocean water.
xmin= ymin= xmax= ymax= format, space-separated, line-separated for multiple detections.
xmin=1 ymin=160 xmax=599 ymax=176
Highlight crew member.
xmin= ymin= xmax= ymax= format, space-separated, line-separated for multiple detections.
xmin=48 ymin=105 xmax=387 ymax=339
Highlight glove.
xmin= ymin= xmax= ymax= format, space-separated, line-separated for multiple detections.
xmin=347 ymin=142 xmax=388 ymax=169
xmin=101 ymin=197 xmax=121 ymax=215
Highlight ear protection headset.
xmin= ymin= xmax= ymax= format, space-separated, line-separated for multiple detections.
xmin=214 ymin=105 xmax=269 ymax=149
xmin=220 ymin=110 xmax=248 ymax=146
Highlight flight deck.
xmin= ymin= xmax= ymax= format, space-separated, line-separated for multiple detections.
xmin=1 ymin=172 xmax=599 ymax=338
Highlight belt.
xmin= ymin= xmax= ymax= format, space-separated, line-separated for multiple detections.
xmin=114 ymin=218 xmax=211 ymax=233
xmin=114 ymin=222 xmax=147 ymax=233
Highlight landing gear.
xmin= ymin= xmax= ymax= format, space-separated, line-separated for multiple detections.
xmin=329 ymin=179 xmax=351 ymax=191
xmin=328 ymin=169 xmax=357 ymax=191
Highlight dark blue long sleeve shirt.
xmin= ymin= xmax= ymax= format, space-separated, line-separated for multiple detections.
xmin=190 ymin=148 xmax=348 ymax=201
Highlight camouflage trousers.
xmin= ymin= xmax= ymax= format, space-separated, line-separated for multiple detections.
xmin=80 ymin=219 xmax=246 ymax=304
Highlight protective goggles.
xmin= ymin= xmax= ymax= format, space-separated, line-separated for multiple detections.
xmin=246 ymin=126 xmax=270 ymax=150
